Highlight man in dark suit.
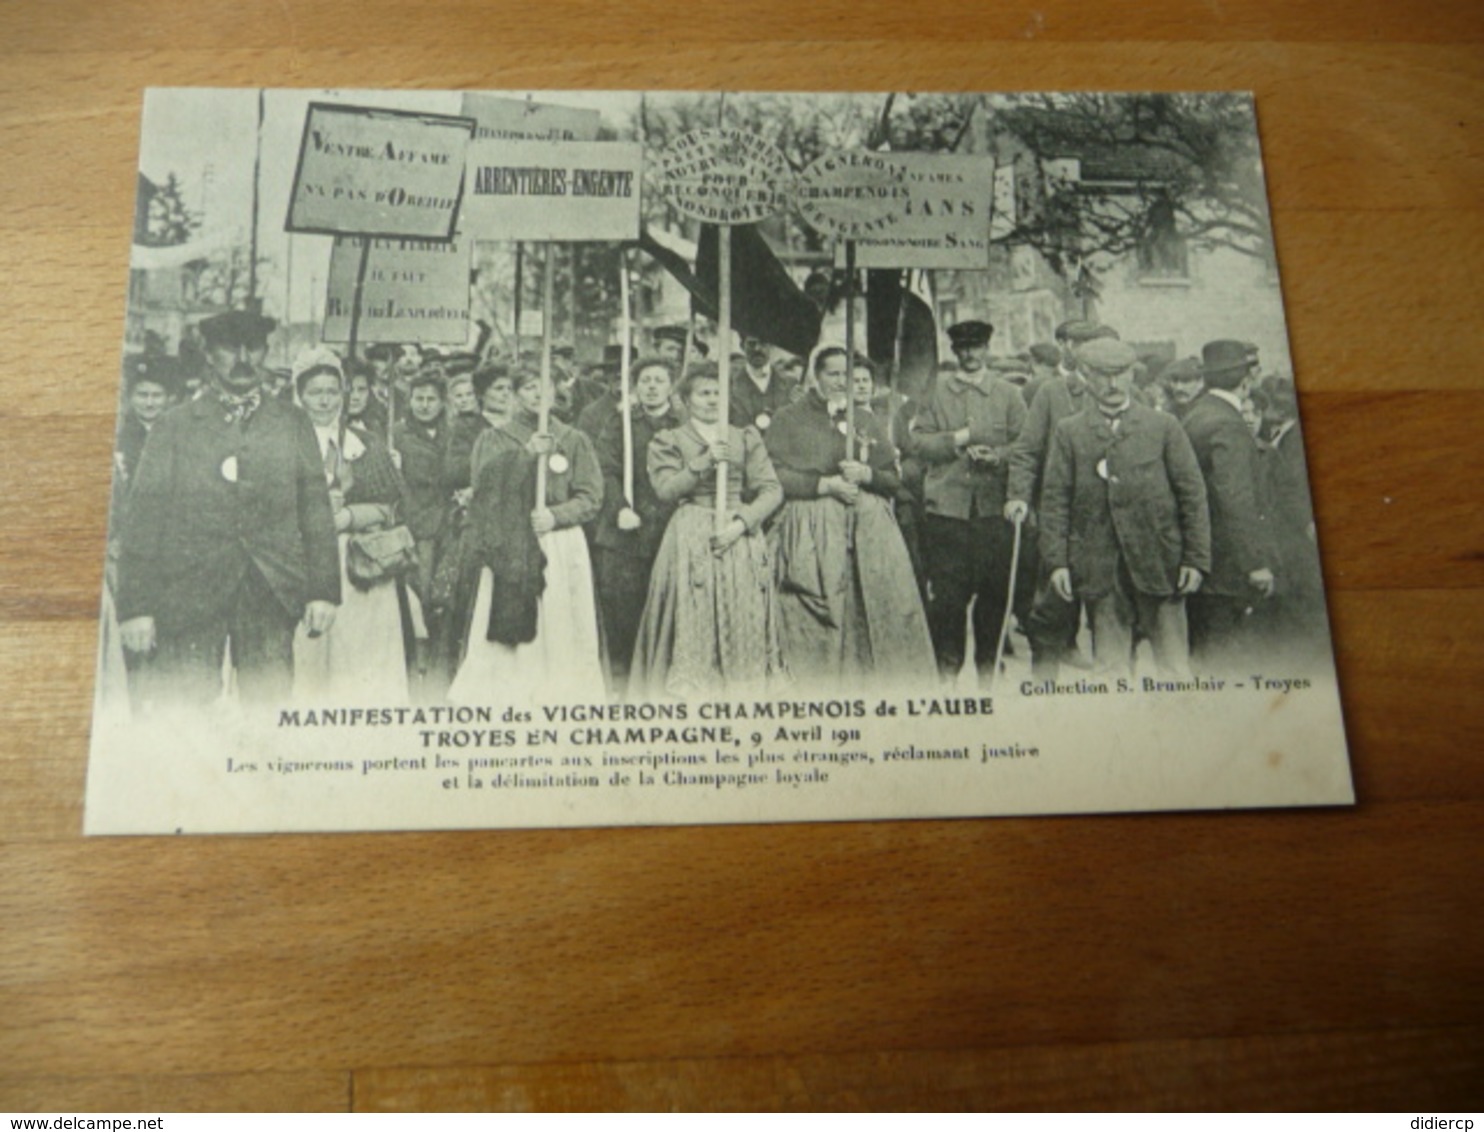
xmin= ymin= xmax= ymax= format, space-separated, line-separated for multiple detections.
xmin=908 ymin=319 xmax=1028 ymax=683
xmin=1162 ymin=356 xmax=1205 ymax=421
xmin=116 ymin=309 xmax=341 ymax=707
xmin=1255 ymin=378 xmax=1328 ymax=660
xmin=1005 ymin=328 xmax=1119 ymax=677
xmin=1179 ymin=339 xmax=1276 ymax=670
xmin=729 ymin=334 xmax=794 ymax=434
xmin=1039 ymin=339 xmax=1210 ymax=678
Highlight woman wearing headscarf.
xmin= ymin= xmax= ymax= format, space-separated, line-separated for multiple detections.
xmin=448 ymin=365 xmax=604 ymax=702
xmin=291 ymin=345 xmax=410 ymax=703
xmin=763 ymin=345 xmax=935 ymax=690
xmin=630 ymin=363 xmax=785 ymax=700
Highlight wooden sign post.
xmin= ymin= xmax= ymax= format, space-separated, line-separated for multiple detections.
xmin=535 ymin=243 xmax=557 ymax=506
xmin=461 ymin=137 xmax=644 ymax=508
xmin=619 ymin=251 xmax=635 ymax=511
xmin=657 ymin=128 xmax=793 ymax=533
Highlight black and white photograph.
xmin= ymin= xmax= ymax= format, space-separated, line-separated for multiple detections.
xmin=85 ymin=87 xmax=1354 ymax=834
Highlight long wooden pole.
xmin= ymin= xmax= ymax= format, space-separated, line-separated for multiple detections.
xmin=347 ymin=236 xmax=372 ymax=364
xmin=619 ymin=249 xmax=635 ymax=507
xmin=714 ymin=226 xmax=731 ymax=533
xmin=892 ymin=269 xmax=909 ymax=393
xmin=844 ymin=238 xmax=857 ymax=462
xmin=535 ymin=241 xmax=556 ymax=507
xmin=512 ymin=241 xmax=524 ymax=364
xmin=249 ymin=88 xmax=263 ymax=308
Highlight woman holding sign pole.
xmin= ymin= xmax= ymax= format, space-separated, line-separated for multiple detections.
xmin=630 ymin=363 xmax=786 ymax=700
xmin=591 ymin=356 xmax=682 ymax=698
xmin=764 ymin=346 xmax=936 ymax=690
xmin=448 ymin=366 xmax=604 ymax=703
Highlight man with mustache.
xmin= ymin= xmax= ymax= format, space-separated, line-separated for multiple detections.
xmin=909 ymin=319 xmax=1027 ymax=684
xmin=115 ymin=309 xmax=340 ymax=708
xmin=1039 ymin=339 xmax=1211 ymax=678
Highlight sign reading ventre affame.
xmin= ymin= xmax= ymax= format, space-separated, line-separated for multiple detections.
xmin=88 ymin=88 xmax=1353 ymax=835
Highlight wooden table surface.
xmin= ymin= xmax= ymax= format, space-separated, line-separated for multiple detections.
xmin=2 ymin=0 xmax=1482 ymax=1112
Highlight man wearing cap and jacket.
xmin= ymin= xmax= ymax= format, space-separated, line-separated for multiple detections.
xmin=1039 ymin=339 xmax=1210 ymax=678
xmin=1004 ymin=328 xmax=1120 ymax=676
xmin=908 ymin=319 xmax=1027 ymax=683
xmin=115 ymin=309 xmax=341 ymax=707
xmin=1179 ymin=339 xmax=1276 ymax=669
xmin=729 ymin=334 xmax=795 ymax=434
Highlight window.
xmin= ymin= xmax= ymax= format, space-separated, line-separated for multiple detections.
xmin=1136 ymin=196 xmax=1189 ymax=282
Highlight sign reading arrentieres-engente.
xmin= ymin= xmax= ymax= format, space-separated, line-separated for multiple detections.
xmin=286 ymin=103 xmax=475 ymax=240
xmin=321 ymin=235 xmax=471 ymax=345
xmin=659 ymin=128 xmax=793 ymax=226
xmin=461 ymin=140 xmax=644 ymax=241
xmin=838 ymin=154 xmax=995 ymax=269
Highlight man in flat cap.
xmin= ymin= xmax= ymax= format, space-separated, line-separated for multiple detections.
xmin=1005 ymin=330 xmax=1104 ymax=677
xmin=1039 ymin=339 xmax=1210 ymax=678
xmin=115 ymin=309 xmax=340 ymax=708
xmin=1162 ymin=356 xmax=1205 ymax=421
xmin=1055 ymin=320 xmax=1117 ymax=378
xmin=1179 ymin=339 xmax=1276 ymax=670
xmin=908 ymin=318 xmax=1028 ymax=683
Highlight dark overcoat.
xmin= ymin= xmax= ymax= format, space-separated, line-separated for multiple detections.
xmin=1040 ymin=403 xmax=1211 ymax=598
xmin=1180 ymin=392 xmax=1273 ymax=597
xmin=115 ymin=393 xmax=341 ymax=633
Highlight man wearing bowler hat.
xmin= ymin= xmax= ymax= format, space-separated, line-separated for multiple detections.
xmin=115 ymin=308 xmax=341 ymax=708
xmin=1039 ymin=339 xmax=1210 ymax=678
xmin=909 ymin=318 xmax=1028 ymax=683
xmin=1179 ymin=338 xmax=1276 ymax=669
xmin=651 ymin=324 xmax=707 ymax=366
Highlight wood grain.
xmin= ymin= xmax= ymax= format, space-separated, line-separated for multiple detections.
xmin=0 ymin=1072 xmax=349 ymax=1114
xmin=2 ymin=0 xmax=1482 ymax=1111
xmin=354 ymin=1026 xmax=1484 ymax=1111
xmin=2 ymin=801 xmax=1481 ymax=1079
xmin=1 ymin=44 xmax=1482 ymax=227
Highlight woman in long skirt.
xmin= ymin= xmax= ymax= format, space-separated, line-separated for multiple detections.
xmin=629 ymin=363 xmax=786 ymax=700
xmin=291 ymin=346 xmax=410 ymax=703
xmin=763 ymin=346 xmax=936 ymax=692
xmin=448 ymin=366 xmax=605 ymax=704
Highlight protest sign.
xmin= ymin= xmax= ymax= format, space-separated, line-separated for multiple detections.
xmin=461 ymin=139 xmax=644 ymax=241
xmin=658 ymin=128 xmax=793 ymax=226
xmin=795 ymin=150 xmax=909 ymax=240
xmin=460 ymin=93 xmax=602 ymax=142
xmin=838 ymin=153 xmax=995 ymax=269
xmin=321 ymin=235 xmax=471 ymax=345
xmin=286 ymin=103 xmax=475 ymax=240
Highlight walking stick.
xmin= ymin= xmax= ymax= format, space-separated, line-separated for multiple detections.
xmin=989 ymin=511 xmax=1025 ymax=694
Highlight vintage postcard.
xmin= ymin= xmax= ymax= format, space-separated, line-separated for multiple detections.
xmin=85 ymin=88 xmax=1353 ymax=834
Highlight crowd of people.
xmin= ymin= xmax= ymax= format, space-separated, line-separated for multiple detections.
xmin=104 ymin=305 xmax=1326 ymax=713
